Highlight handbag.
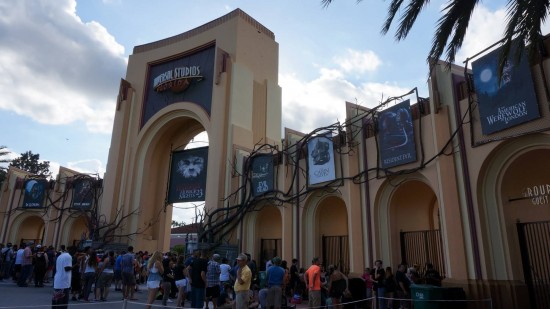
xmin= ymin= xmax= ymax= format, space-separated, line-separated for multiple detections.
xmin=52 ymin=289 xmax=66 ymax=304
xmin=343 ymin=289 xmax=352 ymax=298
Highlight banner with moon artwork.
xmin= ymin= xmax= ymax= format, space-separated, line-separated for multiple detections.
xmin=22 ymin=179 xmax=48 ymax=208
xmin=472 ymin=46 xmax=540 ymax=135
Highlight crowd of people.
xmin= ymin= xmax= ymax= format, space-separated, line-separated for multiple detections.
xmin=360 ymin=260 xmax=443 ymax=309
xmin=1 ymin=241 xmax=443 ymax=309
xmin=0 ymin=242 xmax=302 ymax=309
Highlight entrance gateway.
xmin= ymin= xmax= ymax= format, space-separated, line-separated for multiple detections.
xmin=101 ymin=9 xmax=281 ymax=252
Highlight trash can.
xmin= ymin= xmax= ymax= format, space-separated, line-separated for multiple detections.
xmin=411 ymin=285 xmax=466 ymax=309
xmin=440 ymin=287 xmax=466 ymax=309
xmin=411 ymin=284 xmax=444 ymax=309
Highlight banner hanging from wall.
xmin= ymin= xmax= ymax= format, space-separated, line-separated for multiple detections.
xmin=472 ymin=46 xmax=540 ymax=135
xmin=251 ymin=155 xmax=274 ymax=196
xmin=168 ymin=146 xmax=209 ymax=203
xmin=22 ymin=179 xmax=48 ymax=208
xmin=378 ymin=100 xmax=417 ymax=169
xmin=307 ymin=134 xmax=336 ymax=185
xmin=142 ymin=45 xmax=216 ymax=128
xmin=71 ymin=178 xmax=94 ymax=210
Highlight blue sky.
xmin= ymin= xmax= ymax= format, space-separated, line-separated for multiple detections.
xmin=0 ymin=0 xmax=534 ymax=223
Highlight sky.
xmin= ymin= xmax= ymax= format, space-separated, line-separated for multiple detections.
xmin=0 ymin=0 xmax=538 ymax=224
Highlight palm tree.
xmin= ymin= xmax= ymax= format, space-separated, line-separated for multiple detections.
xmin=0 ymin=145 xmax=12 ymax=184
xmin=322 ymin=0 xmax=549 ymax=73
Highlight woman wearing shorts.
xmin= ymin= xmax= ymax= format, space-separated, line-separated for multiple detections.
xmin=145 ymin=251 xmax=164 ymax=309
xmin=95 ymin=251 xmax=115 ymax=301
xmin=174 ymin=255 xmax=188 ymax=308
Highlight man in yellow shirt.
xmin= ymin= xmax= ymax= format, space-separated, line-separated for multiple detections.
xmin=234 ymin=253 xmax=252 ymax=309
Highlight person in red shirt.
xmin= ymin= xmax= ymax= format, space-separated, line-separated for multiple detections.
xmin=304 ymin=257 xmax=322 ymax=308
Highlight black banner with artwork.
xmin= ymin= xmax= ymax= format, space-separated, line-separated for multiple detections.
xmin=251 ymin=155 xmax=274 ymax=197
xmin=378 ymin=100 xmax=417 ymax=169
xmin=472 ymin=46 xmax=540 ymax=135
xmin=22 ymin=179 xmax=48 ymax=208
xmin=307 ymin=135 xmax=336 ymax=185
xmin=167 ymin=147 xmax=208 ymax=203
xmin=71 ymin=178 xmax=94 ymax=210
xmin=142 ymin=45 xmax=216 ymax=128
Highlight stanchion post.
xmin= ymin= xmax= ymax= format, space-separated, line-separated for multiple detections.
xmin=121 ymin=299 xmax=128 ymax=309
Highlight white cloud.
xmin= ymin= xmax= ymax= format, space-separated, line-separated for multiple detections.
xmin=67 ymin=159 xmax=106 ymax=176
xmin=455 ymin=4 xmax=550 ymax=67
xmin=280 ymin=67 xmax=409 ymax=134
xmin=334 ymin=49 xmax=382 ymax=74
xmin=455 ymin=5 xmax=507 ymax=64
xmin=0 ymin=0 xmax=126 ymax=134
xmin=172 ymin=203 xmax=205 ymax=225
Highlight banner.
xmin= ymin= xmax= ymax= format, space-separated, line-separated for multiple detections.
xmin=307 ymin=135 xmax=336 ymax=185
xmin=378 ymin=100 xmax=417 ymax=169
xmin=472 ymin=46 xmax=540 ymax=135
xmin=142 ymin=46 xmax=215 ymax=128
xmin=251 ymin=155 xmax=274 ymax=196
xmin=72 ymin=178 xmax=94 ymax=209
xmin=167 ymin=147 xmax=208 ymax=203
xmin=22 ymin=179 xmax=48 ymax=208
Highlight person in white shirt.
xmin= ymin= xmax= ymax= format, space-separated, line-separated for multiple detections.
xmin=219 ymin=257 xmax=232 ymax=289
xmin=52 ymin=245 xmax=72 ymax=309
xmin=14 ymin=246 xmax=24 ymax=281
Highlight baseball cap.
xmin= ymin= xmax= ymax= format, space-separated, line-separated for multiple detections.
xmin=236 ymin=253 xmax=248 ymax=261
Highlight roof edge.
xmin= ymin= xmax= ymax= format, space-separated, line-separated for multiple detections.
xmin=133 ymin=8 xmax=275 ymax=54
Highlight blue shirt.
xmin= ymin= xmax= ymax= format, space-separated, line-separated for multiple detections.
xmin=114 ymin=255 xmax=122 ymax=271
xmin=266 ymin=266 xmax=285 ymax=287
xmin=121 ymin=253 xmax=135 ymax=273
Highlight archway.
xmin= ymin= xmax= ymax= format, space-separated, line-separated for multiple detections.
xmin=500 ymin=148 xmax=550 ymax=278
xmin=478 ymin=134 xmax=550 ymax=308
xmin=378 ymin=175 xmax=441 ymax=273
xmin=66 ymin=215 xmax=88 ymax=247
xmin=478 ymin=134 xmax=550 ymax=280
xmin=130 ymin=103 xmax=210 ymax=252
xmin=255 ymin=205 xmax=282 ymax=270
xmin=303 ymin=195 xmax=348 ymax=271
xmin=11 ymin=214 xmax=45 ymax=245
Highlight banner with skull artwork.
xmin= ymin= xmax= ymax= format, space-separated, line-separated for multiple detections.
xmin=167 ymin=147 xmax=209 ymax=203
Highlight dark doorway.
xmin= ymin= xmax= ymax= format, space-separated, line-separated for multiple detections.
xmin=400 ymin=229 xmax=444 ymax=278
xmin=260 ymin=238 xmax=281 ymax=271
xmin=517 ymin=220 xmax=550 ymax=309
xmin=322 ymin=235 xmax=349 ymax=273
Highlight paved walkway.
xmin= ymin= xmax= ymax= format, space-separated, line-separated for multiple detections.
xmin=0 ymin=280 xmax=313 ymax=309
xmin=0 ymin=279 xmax=171 ymax=309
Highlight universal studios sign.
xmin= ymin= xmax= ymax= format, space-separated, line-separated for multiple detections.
xmin=153 ymin=66 xmax=202 ymax=93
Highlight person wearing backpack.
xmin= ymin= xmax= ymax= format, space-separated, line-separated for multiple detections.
xmin=95 ymin=251 xmax=115 ymax=301
xmin=34 ymin=245 xmax=49 ymax=287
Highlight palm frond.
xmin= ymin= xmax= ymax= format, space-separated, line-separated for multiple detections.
xmin=396 ymin=0 xmax=432 ymax=40
xmin=381 ymin=0 xmax=406 ymax=35
xmin=428 ymin=0 xmax=479 ymax=65
xmin=499 ymin=0 xmax=550 ymax=78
